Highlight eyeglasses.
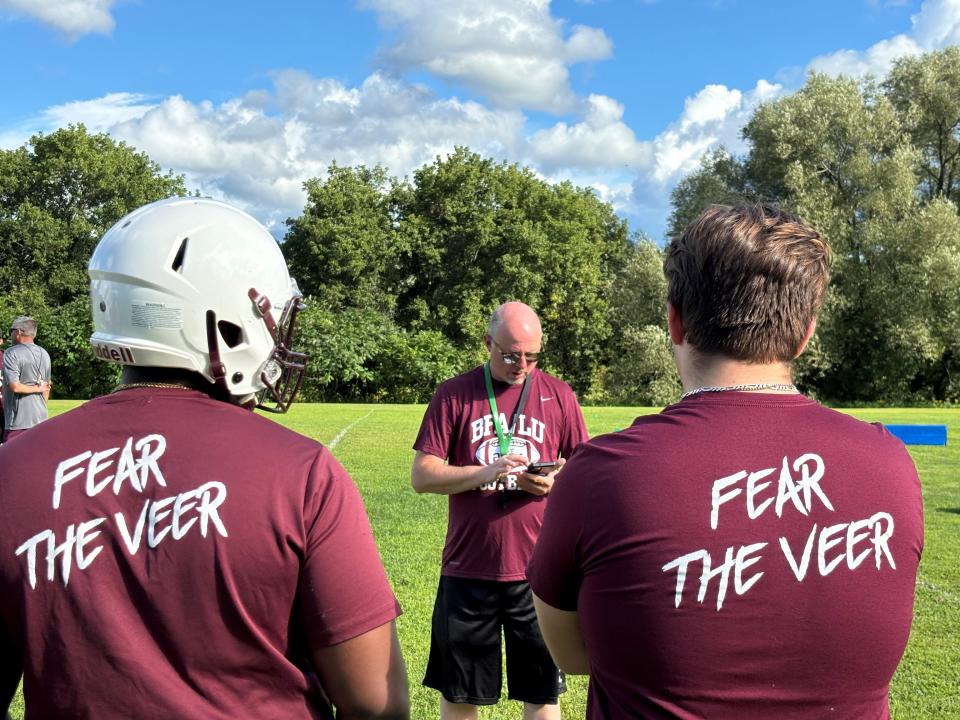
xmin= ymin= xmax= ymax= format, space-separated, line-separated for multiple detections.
xmin=492 ymin=341 xmax=541 ymax=366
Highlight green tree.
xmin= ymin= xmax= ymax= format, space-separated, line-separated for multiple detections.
xmin=669 ymin=63 xmax=960 ymax=403
xmin=592 ymin=237 xmax=680 ymax=405
xmin=285 ymin=148 xmax=632 ymax=397
xmin=741 ymin=73 xmax=930 ymax=402
xmin=282 ymin=164 xmax=403 ymax=313
xmin=392 ymin=148 xmax=631 ymax=393
xmin=0 ymin=124 xmax=186 ymax=397
xmin=884 ymin=47 xmax=960 ymax=205
xmin=667 ymin=147 xmax=754 ymax=239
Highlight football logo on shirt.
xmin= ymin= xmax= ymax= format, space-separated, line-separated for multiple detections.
xmin=475 ymin=436 xmax=541 ymax=466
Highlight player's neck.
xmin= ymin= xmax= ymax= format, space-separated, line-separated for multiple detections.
xmin=680 ymin=354 xmax=794 ymax=395
xmin=118 ymin=367 xmax=211 ymax=392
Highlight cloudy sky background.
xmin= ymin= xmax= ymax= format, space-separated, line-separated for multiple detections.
xmin=1 ymin=0 xmax=959 ymax=240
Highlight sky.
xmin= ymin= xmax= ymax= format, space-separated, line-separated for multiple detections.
xmin=1 ymin=0 xmax=958 ymax=242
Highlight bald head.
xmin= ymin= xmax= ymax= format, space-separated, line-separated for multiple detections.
xmin=487 ymin=302 xmax=541 ymax=339
xmin=485 ymin=302 xmax=542 ymax=384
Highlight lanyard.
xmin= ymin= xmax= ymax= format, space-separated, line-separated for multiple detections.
xmin=483 ymin=361 xmax=532 ymax=457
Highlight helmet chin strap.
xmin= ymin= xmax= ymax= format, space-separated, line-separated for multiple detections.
xmin=205 ymin=309 xmax=231 ymax=397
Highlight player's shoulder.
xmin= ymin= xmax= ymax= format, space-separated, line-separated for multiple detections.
xmin=800 ymin=402 xmax=915 ymax=456
xmin=5 ymin=344 xmax=29 ymax=359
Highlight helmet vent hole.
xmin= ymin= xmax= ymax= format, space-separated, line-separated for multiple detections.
xmin=217 ymin=320 xmax=244 ymax=348
xmin=171 ymin=237 xmax=189 ymax=273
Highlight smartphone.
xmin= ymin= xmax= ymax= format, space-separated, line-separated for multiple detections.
xmin=527 ymin=460 xmax=559 ymax=475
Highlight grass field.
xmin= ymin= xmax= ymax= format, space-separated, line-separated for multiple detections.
xmin=8 ymin=402 xmax=960 ymax=719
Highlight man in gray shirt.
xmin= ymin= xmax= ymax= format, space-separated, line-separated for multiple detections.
xmin=2 ymin=316 xmax=51 ymax=442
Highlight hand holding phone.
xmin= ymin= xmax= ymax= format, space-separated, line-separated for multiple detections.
xmin=526 ymin=460 xmax=559 ymax=475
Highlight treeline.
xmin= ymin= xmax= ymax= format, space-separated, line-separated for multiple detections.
xmin=1 ymin=49 xmax=958 ymax=405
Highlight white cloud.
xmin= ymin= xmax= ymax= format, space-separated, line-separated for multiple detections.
xmin=0 ymin=0 xmax=117 ymax=37
xmin=646 ymin=80 xmax=781 ymax=186
xmin=808 ymin=0 xmax=960 ymax=79
xmin=98 ymin=71 xmax=525 ymax=230
xmin=361 ymin=0 xmax=611 ymax=112
xmin=41 ymin=93 xmax=157 ymax=132
xmin=910 ymin=0 xmax=960 ymax=47
xmin=630 ymin=0 xmax=960 ymax=239
xmin=9 ymin=0 xmax=960 ymax=245
xmin=808 ymin=34 xmax=922 ymax=78
xmin=528 ymin=94 xmax=651 ymax=171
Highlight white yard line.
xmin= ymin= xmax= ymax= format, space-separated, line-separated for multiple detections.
xmin=328 ymin=408 xmax=376 ymax=450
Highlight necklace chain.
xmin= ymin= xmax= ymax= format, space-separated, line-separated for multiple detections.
xmin=680 ymin=382 xmax=798 ymax=400
xmin=111 ymin=382 xmax=195 ymax=394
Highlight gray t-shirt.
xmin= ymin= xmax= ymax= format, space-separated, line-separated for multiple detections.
xmin=2 ymin=343 xmax=51 ymax=430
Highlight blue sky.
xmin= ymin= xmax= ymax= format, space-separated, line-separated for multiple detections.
xmin=1 ymin=0 xmax=956 ymax=241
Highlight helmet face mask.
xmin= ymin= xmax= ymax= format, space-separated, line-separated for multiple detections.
xmin=247 ymin=287 xmax=307 ymax=413
xmin=89 ymin=197 xmax=308 ymax=411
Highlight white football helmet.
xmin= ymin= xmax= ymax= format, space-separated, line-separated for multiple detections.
xmin=89 ymin=196 xmax=306 ymax=411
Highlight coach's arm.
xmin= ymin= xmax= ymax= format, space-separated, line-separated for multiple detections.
xmin=411 ymin=450 xmax=528 ymax=495
xmin=532 ymin=593 xmax=590 ymax=675
xmin=311 ymin=619 xmax=409 ymax=719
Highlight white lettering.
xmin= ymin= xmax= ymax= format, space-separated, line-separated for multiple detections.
xmin=662 ymin=549 xmax=708 ymax=608
xmin=780 ymin=524 xmax=818 ymax=581
xmin=76 ymin=518 xmax=106 ymax=571
xmin=115 ymin=500 xmax=150 ymax=555
xmin=52 ymin=451 xmax=93 ymax=509
xmin=775 ymin=456 xmax=807 ymax=518
xmin=471 ymin=418 xmax=485 ymax=444
xmin=779 ymin=512 xmax=896 ymax=581
xmin=746 ymin=468 xmax=775 ymax=520
xmin=818 ymin=522 xmax=847 ymax=576
xmin=147 ymin=496 xmax=176 ymax=548
xmin=86 ymin=447 xmax=118 ymax=497
xmin=710 ymin=471 xmax=745 ymax=530
xmin=662 ymin=542 xmax=767 ymax=611
xmin=793 ymin=453 xmax=834 ymax=513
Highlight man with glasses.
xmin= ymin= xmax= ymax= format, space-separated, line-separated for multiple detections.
xmin=1 ymin=316 xmax=52 ymax=442
xmin=412 ymin=301 xmax=588 ymax=720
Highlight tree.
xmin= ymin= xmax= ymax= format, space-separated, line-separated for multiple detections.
xmin=668 ymin=62 xmax=960 ymax=403
xmin=286 ymin=148 xmax=632 ymax=396
xmin=884 ymin=47 xmax=960 ymax=205
xmin=0 ymin=124 xmax=186 ymax=397
xmin=282 ymin=164 xmax=403 ymax=313
xmin=391 ymin=148 xmax=631 ymax=393
xmin=667 ymin=148 xmax=754 ymax=239
xmin=592 ymin=237 xmax=680 ymax=406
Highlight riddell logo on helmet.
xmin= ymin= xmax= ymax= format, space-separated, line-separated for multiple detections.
xmin=93 ymin=343 xmax=136 ymax=363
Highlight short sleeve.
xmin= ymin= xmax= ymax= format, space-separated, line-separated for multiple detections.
xmin=526 ymin=454 xmax=587 ymax=611
xmin=2 ymin=350 xmax=19 ymax=387
xmin=412 ymin=384 xmax=455 ymax=460
xmin=298 ymin=450 xmax=401 ymax=648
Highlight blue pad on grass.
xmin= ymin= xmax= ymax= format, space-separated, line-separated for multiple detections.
xmin=884 ymin=424 xmax=947 ymax=446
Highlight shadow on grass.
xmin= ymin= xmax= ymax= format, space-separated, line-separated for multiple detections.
xmin=937 ymin=507 xmax=960 ymax=515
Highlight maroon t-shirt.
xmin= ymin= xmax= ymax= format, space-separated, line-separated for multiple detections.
xmin=414 ymin=366 xmax=588 ymax=581
xmin=0 ymin=387 xmax=400 ymax=720
xmin=528 ymin=392 xmax=923 ymax=720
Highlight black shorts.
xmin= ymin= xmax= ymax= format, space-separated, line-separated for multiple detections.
xmin=423 ymin=575 xmax=566 ymax=706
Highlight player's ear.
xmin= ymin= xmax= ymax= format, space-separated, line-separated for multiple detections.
xmin=667 ymin=303 xmax=685 ymax=346
xmin=794 ymin=317 xmax=817 ymax=358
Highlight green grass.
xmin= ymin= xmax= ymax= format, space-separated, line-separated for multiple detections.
xmin=8 ymin=402 xmax=959 ymax=718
